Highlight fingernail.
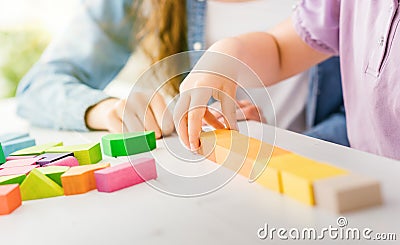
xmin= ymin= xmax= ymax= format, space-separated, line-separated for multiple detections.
xmin=190 ymin=143 xmax=197 ymax=152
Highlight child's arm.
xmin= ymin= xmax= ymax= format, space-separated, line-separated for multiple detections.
xmin=174 ymin=19 xmax=332 ymax=150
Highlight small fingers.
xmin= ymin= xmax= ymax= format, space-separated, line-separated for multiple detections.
xmin=203 ymin=108 xmax=225 ymax=129
xmin=187 ymin=88 xmax=212 ymax=151
xmin=174 ymin=94 xmax=191 ymax=149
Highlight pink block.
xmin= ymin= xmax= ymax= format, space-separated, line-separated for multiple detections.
xmin=46 ymin=156 xmax=79 ymax=167
xmin=0 ymin=165 xmax=38 ymax=176
xmin=6 ymin=155 xmax=37 ymax=161
xmin=1 ymin=157 xmax=41 ymax=168
xmin=94 ymin=158 xmax=157 ymax=193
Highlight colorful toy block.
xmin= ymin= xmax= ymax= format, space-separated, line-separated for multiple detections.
xmin=46 ymin=143 xmax=102 ymax=165
xmin=95 ymin=158 xmax=157 ymax=193
xmin=200 ymin=129 xmax=289 ymax=180
xmin=46 ymin=156 xmax=79 ymax=167
xmin=0 ymin=143 xmax=5 ymax=164
xmin=0 ymin=133 xmax=35 ymax=157
xmin=0 ymin=174 xmax=26 ymax=185
xmin=37 ymin=166 xmax=70 ymax=186
xmin=0 ymin=132 xmax=29 ymax=142
xmin=314 ymin=174 xmax=383 ymax=213
xmin=0 ymin=184 xmax=22 ymax=215
xmin=1 ymin=137 xmax=36 ymax=157
xmin=21 ymin=169 xmax=64 ymax=201
xmin=61 ymin=163 xmax=110 ymax=195
xmin=36 ymin=153 xmax=74 ymax=166
xmin=101 ymin=131 xmax=157 ymax=157
xmin=6 ymin=155 xmax=37 ymax=161
xmin=20 ymin=169 xmax=64 ymax=201
xmin=0 ymin=158 xmax=40 ymax=168
xmin=278 ymin=154 xmax=348 ymax=205
xmin=0 ymin=165 xmax=38 ymax=177
xmin=10 ymin=142 xmax=63 ymax=156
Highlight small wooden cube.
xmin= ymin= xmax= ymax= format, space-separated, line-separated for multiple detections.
xmin=61 ymin=163 xmax=110 ymax=195
xmin=0 ymin=184 xmax=22 ymax=215
xmin=314 ymin=174 xmax=383 ymax=213
xmin=102 ymin=132 xmax=156 ymax=157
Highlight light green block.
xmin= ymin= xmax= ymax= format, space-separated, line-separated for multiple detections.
xmin=37 ymin=166 xmax=70 ymax=186
xmin=10 ymin=142 xmax=63 ymax=156
xmin=20 ymin=169 xmax=64 ymax=201
xmin=0 ymin=143 xmax=5 ymax=164
xmin=0 ymin=174 xmax=26 ymax=185
xmin=101 ymin=131 xmax=156 ymax=157
xmin=46 ymin=143 xmax=102 ymax=165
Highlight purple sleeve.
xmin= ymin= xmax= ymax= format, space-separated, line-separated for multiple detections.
xmin=292 ymin=0 xmax=341 ymax=55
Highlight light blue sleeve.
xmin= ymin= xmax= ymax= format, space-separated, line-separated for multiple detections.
xmin=16 ymin=0 xmax=135 ymax=131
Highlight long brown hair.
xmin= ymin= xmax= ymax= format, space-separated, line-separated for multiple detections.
xmin=132 ymin=0 xmax=188 ymax=96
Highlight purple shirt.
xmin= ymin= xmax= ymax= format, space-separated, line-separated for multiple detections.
xmin=293 ymin=0 xmax=400 ymax=159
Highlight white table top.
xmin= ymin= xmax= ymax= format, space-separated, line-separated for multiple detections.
xmin=0 ymin=98 xmax=399 ymax=244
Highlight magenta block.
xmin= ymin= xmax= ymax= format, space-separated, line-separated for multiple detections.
xmin=0 ymin=165 xmax=38 ymax=176
xmin=46 ymin=156 xmax=79 ymax=167
xmin=6 ymin=155 xmax=37 ymax=161
xmin=94 ymin=158 xmax=157 ymax=193
xmin=1 ymin=157 xmax=41 ymax=168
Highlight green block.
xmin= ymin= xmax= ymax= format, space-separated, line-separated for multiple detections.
xmin=10 ymin=142 xmax=63 ymax=156
xmin=45 ymin=143 xmax=102 ymax=165
xmin=101 ymin=131 xmax=157 ymax=157
xmin=37 ymin=166 xmax=70 ymax=186
xmin=0 ymin=174 xmax=26 ymax=185
xmin=0 ymin=143 xmax=5 ymax=164
xmin=20 ymin=168 xmax=64 ymax=201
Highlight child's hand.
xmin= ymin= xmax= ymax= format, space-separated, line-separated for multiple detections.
xmin=86 ymin=92 xmax=174 ymax=138
xmin=174 ymin=71 xmax=238 ymax=151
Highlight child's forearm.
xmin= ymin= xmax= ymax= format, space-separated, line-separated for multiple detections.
xmin=208 ymin=19 xmax=331 ymax=87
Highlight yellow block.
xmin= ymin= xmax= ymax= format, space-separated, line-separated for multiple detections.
xmin=276 ymin=154 xmax=348 ymax=205
xmin=200 ymin=130 xmax=290 ymax=193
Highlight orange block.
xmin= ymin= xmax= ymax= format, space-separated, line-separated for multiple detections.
xmin=0 ymin=184 xmax=22 ymax=215
xmin=61 ymin=163 xmax=110 ymax=195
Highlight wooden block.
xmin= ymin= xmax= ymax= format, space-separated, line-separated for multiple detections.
xmin=0 ymin=132 xmax=29 ymax=142
xmin=36 ymin=152 xmax=74 ymax=166
xmin=314 ymin=174 xmax=383 ymax=213
xmin=1 ymin=137 xmax=36 ymax=157
xmin=0 ymin=143 xmax=5 ymax=164
xmin=10 ymin=142 xmax=63 ymax=156
xmin=199 ymin=130 xmax=290 ymax=191
xmin=102 ymin=132 xmax=157 ymax=157
xmin=0 ymin=165 xmax=38 ymax=177
xmin=1 ymin=157 xmax=40 ymax=168
xmin=95 ymin=158 xmax=157 ymax=193
xmin=46 ymin=143 xmax=102 ymax=165
xmin=0 ymin=184 xmax=22 ymax=215
xmin=46 ymin=156 xmax=79 ymax=167
xmin=0 ymin=133 xmax=33 ymax=157
xmin=61 ymin=163 xmax=110 ymax=195
xmin=277 ymin=154 xmax=348 ymax=206
xmin=6 ymin=155 xmax=37 ymax=161
xmin=20 ymin=169 xmax=64 ymax=201
xmin=0 ymin=174 xmax=26 ymax=185
xmin=37 ymin=166 xmax=70 ymax=186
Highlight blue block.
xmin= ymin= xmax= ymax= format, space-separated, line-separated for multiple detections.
xmin=2 ymin=137 xmax=36 ymax=157
xmin=0 ymin=132 xmax=29 ymax=143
